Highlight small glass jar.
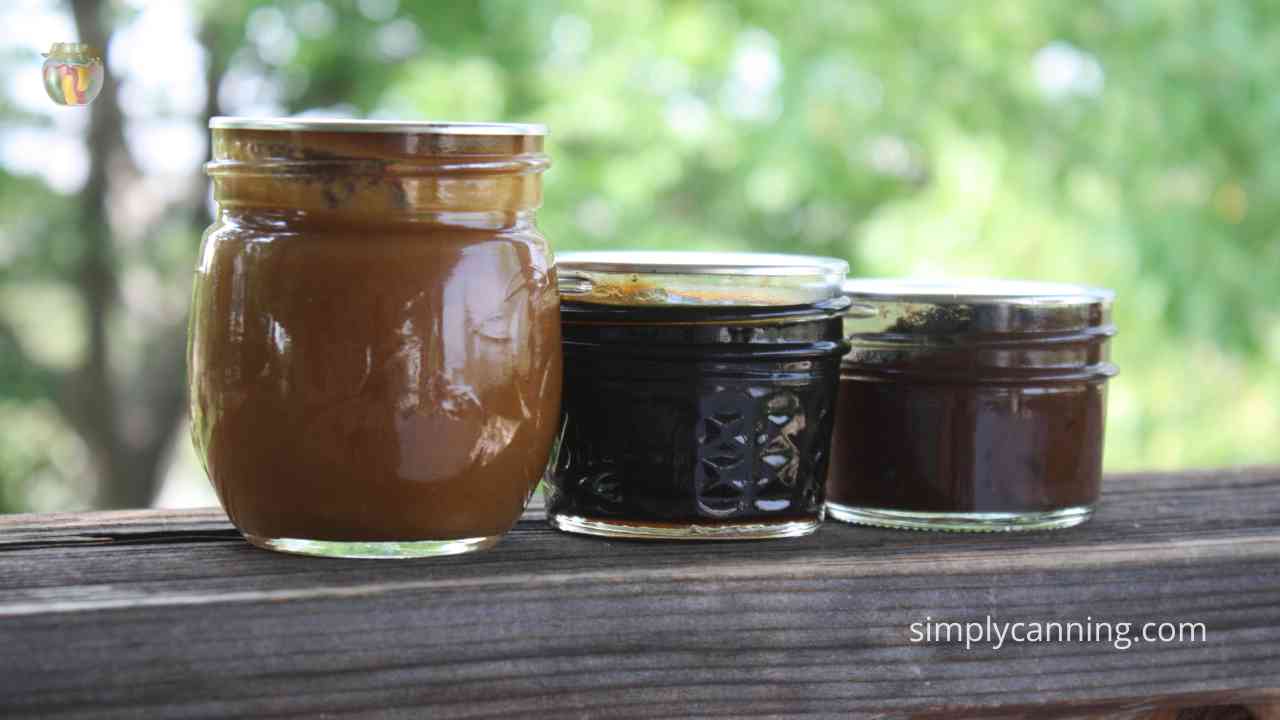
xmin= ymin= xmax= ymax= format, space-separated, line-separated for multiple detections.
xmin=544 ymin=252 xmax=850 ymax=540
xmin=189 ymin=118 xmax=561 ymax=558
xmin=826 ymin=279 xmax=1118 ymax=532
xmin=41 ymin=42 xmax=104 ymax=107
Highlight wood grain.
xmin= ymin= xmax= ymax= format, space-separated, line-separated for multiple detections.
xmin=0 ymin=467 xmax=1278 ymax=719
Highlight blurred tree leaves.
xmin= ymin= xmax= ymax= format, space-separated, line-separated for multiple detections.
xmin=1 ymin=0 xmax=1278 ymax=511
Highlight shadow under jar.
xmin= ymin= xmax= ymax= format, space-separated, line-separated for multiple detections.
xmin=188 ymin=118 xmax=561 ymax=558
xmin=826 ymin=279 xmax=1118 ymax=532
xmin=545 ymin=252 xmax=850 ymax=540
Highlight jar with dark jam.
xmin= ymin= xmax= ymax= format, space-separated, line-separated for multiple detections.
xmin=189 ymin=118 xmax=561 ymax=558
xmin=545 ymin=252 xmax=850 ymax=540
xmin=826 ymin=279 xmax=1118 ymax=532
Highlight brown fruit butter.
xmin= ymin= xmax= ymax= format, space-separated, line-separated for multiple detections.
xmin=188 ymin=119 xmax=560 ymax=556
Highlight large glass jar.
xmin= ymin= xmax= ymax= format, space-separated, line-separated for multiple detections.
xmin=545 ymin=252 xmax=850 ymax=540
xmin=189 ymin=118 xmax=561 ymax=558
xmin=826 ymin=279 xmax=1117 ymax=531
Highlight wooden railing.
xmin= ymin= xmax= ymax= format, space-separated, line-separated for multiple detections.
xmin=1 ymin=467 xmax=1278 ymax=718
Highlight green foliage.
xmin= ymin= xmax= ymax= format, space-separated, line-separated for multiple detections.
xmin=1 ymin=0 xmax=1277 ymax=511
xmin=0 ymin=400 xmax=92 ymax=514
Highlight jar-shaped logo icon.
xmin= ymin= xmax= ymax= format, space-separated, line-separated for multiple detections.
xmin=42 ymin=43 xmax=104 ymax=106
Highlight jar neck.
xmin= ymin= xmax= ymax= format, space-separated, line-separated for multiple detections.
xmin=560 ymin=296 xmax=852 ymax=325
xmin=207 ymin=128 xmax=546 ymax=219
xmin=217 ymin=207 xmax=540 ymax=232
xmin=842 ymin=326 xmax=1118 ymax=383
xmin=561 ymin=299 xmax=851 ymax=360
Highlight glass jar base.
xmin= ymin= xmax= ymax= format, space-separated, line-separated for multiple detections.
xmin=824 ymin=502 xmax=1094 ymax=532
xmin=242 ymin=533 xmax=503 ymax=559
xmin=548 ymin=513 xmax=820 ymax=541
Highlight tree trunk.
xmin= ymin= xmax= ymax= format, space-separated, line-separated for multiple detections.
xmin=64 ymin=0 xmax=223 ymax=509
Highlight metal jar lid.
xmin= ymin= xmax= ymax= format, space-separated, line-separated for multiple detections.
xmin=557 ymin=251 xmax=849 ymax=307
xmin=207 ymin=116 xmax=549 ymax=182
xmin=842 ymin=278 xmax=1114 ymax=336
xmin=209 ymin=117 xmax=547 ymax=136
xmin=839 ymin=278 xmax=1117 ymax=380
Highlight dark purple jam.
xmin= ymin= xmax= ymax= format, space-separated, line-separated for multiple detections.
xmin=545 ymin=300 xmax=848 ymax=533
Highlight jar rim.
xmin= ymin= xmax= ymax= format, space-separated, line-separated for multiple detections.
xmin=209 ymin=116 xmax=548 ymax=136
xmin=560 ymin=251 xmax=847 ymax=276
xmin=557 ymin=251 xmax=848 ymax=308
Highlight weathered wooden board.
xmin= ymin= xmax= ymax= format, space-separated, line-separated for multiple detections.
xmin=0 ymin=468 xmax=1278 ymax=718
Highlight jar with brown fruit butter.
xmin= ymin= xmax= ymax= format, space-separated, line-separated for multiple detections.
xmin=545 ymin=251 xmax=850 ymax=540
xmin=189 ymin=118 xmax=561 ymax=558
xmin=826 ymin=279 xmax=1117 ymax=532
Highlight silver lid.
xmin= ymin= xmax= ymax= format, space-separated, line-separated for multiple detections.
xmin=557 ymin=251 xmax=849 ymax=307
xmin=44 ymin=43 xmax=101 ymax=60
xmin=842 ymin=278 xmax=1114 ymax=336
xmin=209 ymin=117 xmax=548 ymax=136
xmin=843 ymin=278 xmax=1112 ymax=305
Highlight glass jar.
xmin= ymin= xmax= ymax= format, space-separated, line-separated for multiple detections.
xmin=826 ymin=279 xmax=1118 ymax=531
xmin=189 ymin=118 xmax=561 ymax=558
xmin=544 ymin=252 xmax=850 ymax=540
xmin=41 ymin=42 xmax=103 ymax=107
